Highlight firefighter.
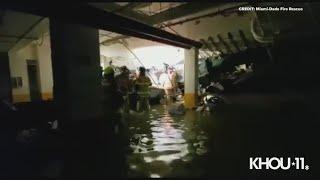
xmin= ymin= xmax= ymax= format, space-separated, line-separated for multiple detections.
xmin=115 ymin=66 xmax=132 ymax=113
xmin=134 ymin=67 xmax=152 ymax=112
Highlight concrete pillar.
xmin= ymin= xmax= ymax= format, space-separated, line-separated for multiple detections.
xmin=0 ymin=52 xmax=12 ymax=102
xmin=50 ymin=20 xmax=102 ymax=125
xmin=184 ymin=48 xmax=199 ymax=109
xmin=49 ymin=20 xmax=104 ymax=177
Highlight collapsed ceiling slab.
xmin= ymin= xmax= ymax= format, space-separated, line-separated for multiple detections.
xmin=99 ymin=2 xmax=248 ymax=46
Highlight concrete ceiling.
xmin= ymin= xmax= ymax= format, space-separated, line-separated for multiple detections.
xmin=135 ymin=2 xmax=186 ymax=16
xmin=0 ymin=10 xmax=48 ymax=52
xmin=1 ymin=2 xmax=318 ymax=56
xmin=0 ymin=2 xmax=280 ymax=54
xmin=95 ymin=2 xmax=249 ymax=48
xmin=1 ymin=2 xmax=208 ymax=52
xmin=96 ymin=2 xmax=260 ymax=57
xmin=0 ymin=2 xmax=254 ymax=54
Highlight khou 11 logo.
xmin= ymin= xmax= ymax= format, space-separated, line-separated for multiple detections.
xmin=249 ymin=157 xmax=309 ymax=170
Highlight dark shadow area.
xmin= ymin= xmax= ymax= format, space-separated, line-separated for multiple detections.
xmin=0 ymin=100 xmax=128 ymax=178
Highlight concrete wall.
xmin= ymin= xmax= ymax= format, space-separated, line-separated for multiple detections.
xmin=9 ymin=42 xmax=37 ymax=102
xmin=8 ymin=34 xmax=53 ymax=103
xmin=36 ymin=35 xmax=53 ymax=100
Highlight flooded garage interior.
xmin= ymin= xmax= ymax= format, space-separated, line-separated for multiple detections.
xmin=0 ymin=2 xmax=320 ymax=179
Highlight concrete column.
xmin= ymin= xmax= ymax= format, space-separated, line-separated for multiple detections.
xmin=50 ymin=20 xmax=103 ymax=125
xmin=184 ymin=48 xmax=199 ymax=109
xmin=49 ymin=20 xmax=104 ymax=176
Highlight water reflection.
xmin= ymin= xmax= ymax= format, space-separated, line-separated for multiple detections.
xmin=126 ymin=104 xmax=209 ymax=177
xmin=125 ymin=102 xmax=318 ymax=178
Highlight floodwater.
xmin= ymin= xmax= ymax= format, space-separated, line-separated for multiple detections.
xmin=124 ymin=104 xmax=213 ymax=178
xmin=122 ymin=100 xmax=318 ymax=178
xmin=1 ymin=97 xmax=318 ymax=178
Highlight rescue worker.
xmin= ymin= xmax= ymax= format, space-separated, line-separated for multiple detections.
xmin=159 ymin=65 xmax=176 ymax=104
xmin=134 ymin=67 xmax=152 ymax=112
xmin=115 ymin=66 xmax=132 ymax=113
xmin=102 ymin=66 xmax=116 ymax=88
xmin=108 ymin=60 xmax=116 ymax=70
xmin=101 ymin=66 xmax=124 ymax=134
xmin=168 ymin=66 xmax=178 ymax=100
xmin=100 ymin=67 xmax=128 ymax=176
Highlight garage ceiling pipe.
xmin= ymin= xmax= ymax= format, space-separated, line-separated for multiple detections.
xmin=0 ymin=3 xmax=202 ymax=49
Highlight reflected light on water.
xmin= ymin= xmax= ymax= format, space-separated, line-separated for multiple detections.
xmin=143 ymin=157 xmax=153 ymax=163
xmin=127 ymin=105 xmax=208 ymax=177
xmin=150 ymin=173 xmax=161 ymax=178
xmin=149 ymin=113 xmax=189 ymax=163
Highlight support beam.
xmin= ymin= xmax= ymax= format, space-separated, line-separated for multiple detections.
xmin=200 ymin=39 xmax=212 ymax=51
xmin=227 ymin=32 xmax=241 ymax=52
xmin=1 ymin=3 xmax=202 ymax=49
xmin=200 ymin=38 xmax=217 ymax=56
xmin=238 ymin=29 xmax=250 ymax=48
xmin=208 ymin=36 xmax=224 ymax=55
xmin=217 ymin=34 xmax=233 ymax=54
xmin=184 ymin=48 xmax=199 ymax=109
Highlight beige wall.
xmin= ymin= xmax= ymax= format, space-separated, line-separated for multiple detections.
xmin=36 ymin=35 xmax=53 ymax=100
xmin=8 ymin=34 xmax=53 ymax=103
xmin=9 ymin=42 xmax=37 ymax=102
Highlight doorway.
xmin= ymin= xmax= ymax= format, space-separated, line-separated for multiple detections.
xmin=27 ymin=60 xmax=41 ymax=101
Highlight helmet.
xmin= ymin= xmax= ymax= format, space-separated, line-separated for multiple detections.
xmin=120 ymin=66 xmax=129 ymax=73
xmin=103 ymin=66 xmax=114 ymax=76
xmin=139 ymin=66 xmax=146 ymax=73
